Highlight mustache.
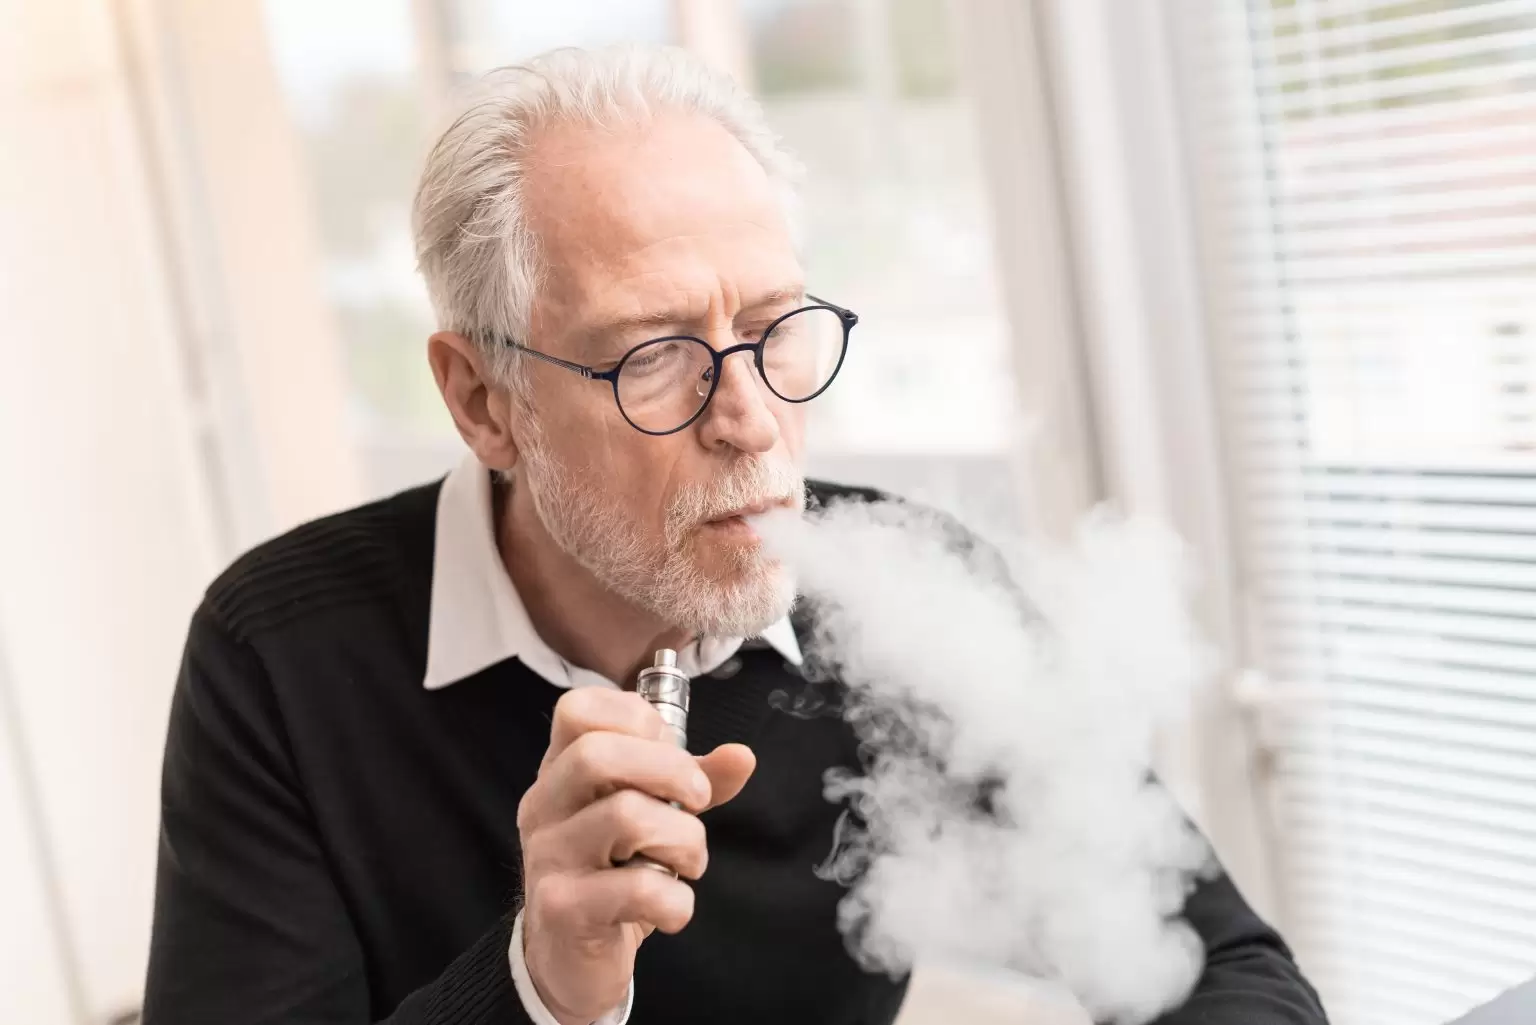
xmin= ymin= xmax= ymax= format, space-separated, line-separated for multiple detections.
xmin=666 ymin=458 xmax=806 ymax=542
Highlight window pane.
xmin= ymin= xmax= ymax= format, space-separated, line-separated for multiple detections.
xmin=745 ymin=0 xmax=1015 ymax=461
xmin=264 ymin=0 xmax=445 ymax=490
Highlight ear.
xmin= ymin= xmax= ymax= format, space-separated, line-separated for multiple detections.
xmin=427 ymin=331 xmax=524 ymax=471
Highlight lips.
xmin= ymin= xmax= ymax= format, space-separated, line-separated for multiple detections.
xmin=706 ymin=497 xmax=792 ymax=524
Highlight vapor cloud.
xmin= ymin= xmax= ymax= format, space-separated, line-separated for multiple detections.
xmin=754 ymin=499 xmax=1216 ymax=1025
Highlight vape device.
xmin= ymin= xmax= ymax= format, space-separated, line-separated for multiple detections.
xmin=624 ymin=648 xmax=691 ymax=875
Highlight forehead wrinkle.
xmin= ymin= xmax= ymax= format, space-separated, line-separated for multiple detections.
xmin=591 ymin=253 xmax=802 ymax=327
xmin=579 ymin=272 xmax=697 ymax=338
xmin=525 ymin=121 xmax=801 ymax=356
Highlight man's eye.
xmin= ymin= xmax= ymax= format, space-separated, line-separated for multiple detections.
xmin=622 ymin=340 xmax=691 ymax=376
xmin=594 ymin=346 xmax=644 ymax=372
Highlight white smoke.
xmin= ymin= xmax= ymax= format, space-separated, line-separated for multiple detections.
xmin=752 ymin=499 xmax=1217 ymax=1025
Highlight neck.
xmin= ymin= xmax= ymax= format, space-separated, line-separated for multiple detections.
xmin=497 ymin=472 xmax=690 ymax=687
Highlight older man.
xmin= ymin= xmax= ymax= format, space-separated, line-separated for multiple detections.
xmin=143 ymin=45 xmax=1325 ymax=1025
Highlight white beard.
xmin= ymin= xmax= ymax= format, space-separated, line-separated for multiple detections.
xmin=519 ymin=438 xmax=803 ymax=638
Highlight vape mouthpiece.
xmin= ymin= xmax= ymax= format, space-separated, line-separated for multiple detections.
xmin=625 ymin=649 xmax=692 ymax=876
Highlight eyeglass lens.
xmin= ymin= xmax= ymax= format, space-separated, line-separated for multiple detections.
xmin=614 ymin=306 xmax=845 ymax=433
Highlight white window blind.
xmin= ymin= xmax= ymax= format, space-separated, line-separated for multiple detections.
xmin=1165 ymin=2 xmax=1536 ymax=1024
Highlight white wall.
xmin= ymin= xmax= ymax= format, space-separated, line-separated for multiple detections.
xmin=0 ymin=632 xmax=79 ymax=1023
xmin=1 ymin=0 xmax=364 ymax=1016
xmin=0 ymin=0 xmax=224 ymax=1019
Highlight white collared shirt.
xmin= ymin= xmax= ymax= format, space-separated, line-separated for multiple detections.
xmin=424 ymin=454 xmax=802 ymax=1025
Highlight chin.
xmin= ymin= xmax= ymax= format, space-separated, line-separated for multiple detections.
xmin=694 ymin=530 xmax=775 ymax=582
xmin=685 ymin=554 xmax=797 ymax=636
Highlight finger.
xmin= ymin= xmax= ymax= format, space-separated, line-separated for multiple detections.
xmin=697 ymin=743 xmax=757 ymax=811
xmin=542 ymin=732 xmax=712 ymax=821
xmin=535 ymin=867 xmax=696 ymax=936
xmin=527 ymin=789 xmax=708 ymax=879
xmin=545 ymin=688 xmax=665 ymax=769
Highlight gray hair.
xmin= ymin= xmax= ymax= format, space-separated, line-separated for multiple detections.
xmin=412 ymin=44 xmax=802 ymax=391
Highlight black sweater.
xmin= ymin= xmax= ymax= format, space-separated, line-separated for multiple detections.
xmin=142 ymin=478 xmax=1327 ymax=1025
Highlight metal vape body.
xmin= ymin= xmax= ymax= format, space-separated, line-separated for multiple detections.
xmin=637 ymin=648 xmax=690 ymax=748
xmin=626 ymin=649 xmax=691 ymax=875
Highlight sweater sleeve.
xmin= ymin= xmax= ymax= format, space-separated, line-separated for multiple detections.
xmin=1141 ymin=866 xmax=1329 ymax=1025
xmin=142 ymin=604 xmax=534 ymax=1025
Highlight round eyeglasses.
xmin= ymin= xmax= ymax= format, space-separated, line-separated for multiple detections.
xmin=501 ymin=295 xmax=858 ymax=435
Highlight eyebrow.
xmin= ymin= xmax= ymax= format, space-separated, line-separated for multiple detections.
xmin=742 ymin=285 xmax=808 ymax=312
xmin=586 ymin=285 xmax=807 ymax=347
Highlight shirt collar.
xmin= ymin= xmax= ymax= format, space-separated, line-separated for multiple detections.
xmin=423 ymin=453 xmax=802 ymax=691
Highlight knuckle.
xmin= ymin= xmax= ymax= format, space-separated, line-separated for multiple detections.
xmin=628 ymin=863 xmax=673 ymax=905
xmin=620 ymin=692 xmax=662 ymax=733
xmin=609 ymin=788 xmax=654 ymax=834
xmin=567 ymin=732 xmax=614 ymax=781
xmin=515 ymin=785 xmax=541 ymax=835
xmin=680 ymin=817 xmax=709 ymax=878
xmin=650 ymin=879 xmax=695 ymax=934
xmin=528 ymin=874 xmax=575 ymax=923
xmin=686 ymin=812 xmax=707 ymax=845
xmin=554 ymin=687 xmax=605 ymax=729
xmin=520 ymin=826 xmax=560 ymax=877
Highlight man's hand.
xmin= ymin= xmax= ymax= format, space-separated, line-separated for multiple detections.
xmin=517 ymin=687 xmax=756 ymax=1025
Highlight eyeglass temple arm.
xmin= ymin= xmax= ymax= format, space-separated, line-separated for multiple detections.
xmin=806 ymin=294 xmax=858 ymax=325
xmin=505 ymin=340 xmax=597 ymax=379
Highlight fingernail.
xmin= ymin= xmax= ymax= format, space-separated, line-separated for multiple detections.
xmin=691 ymin=770 xmax=710 ymax=801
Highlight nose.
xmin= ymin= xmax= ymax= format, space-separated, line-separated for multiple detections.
xmin=695 ymin=346 xmax=780 ymax=454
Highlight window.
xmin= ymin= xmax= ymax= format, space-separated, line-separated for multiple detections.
xmin=738 ymin=0 xmax=1015 ymax=461
xmin=262 ymin=0 xmax=1018 ymax=516
xmin=1169 ymin=2 xmax=1536 ymax=1023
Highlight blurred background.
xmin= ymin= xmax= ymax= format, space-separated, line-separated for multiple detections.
xmin=2 ymin=0 xmax=1534 ymax=1023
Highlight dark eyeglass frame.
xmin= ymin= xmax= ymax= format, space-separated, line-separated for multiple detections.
xmin=499 ymin=294 xmax=859 ymax=436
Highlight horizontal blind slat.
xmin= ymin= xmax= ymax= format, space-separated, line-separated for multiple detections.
xmin=1286 ymin=872 xmax=1536 ymax=943
xmin=1273 ymin=778 xmax=1536 ymax=839
xmin=1256 ymin=548 xmax=1536 ymax=588
xmin=1248 ymin=498 xmax=1536 ymax=531
xmin=1250 ymin=525 xmax=1536 ymax=562
xmin=1264 ymin=600 xmax=1536 ymax=643
xmin=1276 ymin=717 xmax=1536 ymax=776
xmin=1263 ymin=109 xmax=1536 ymax=166
xmin=1266 ymin=0 xmax=1536 ymax=62
xmin=1250 ymin=80 xmax=1536 ymax=138
xmin=1270 ymin=622 xmax=1536 ymax=671
xmin=1273 ymin=60 xmax=1536 ymax=117
xmin=1272 ymin=24 xmax=1536 ymax=82
xmin=1282 ymin=846 xmax=1536 ymax=910
xmin=1259 ymin=575 xmax=1536 ymax=617
xmin=1282 ymin=918 xmax=1533 ymax=991
xmin=1278 ymin=799 xmax=1536 ymax=865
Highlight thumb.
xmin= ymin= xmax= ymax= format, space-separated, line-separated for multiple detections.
xmin=695 ymin=743 xmax=756 ymax=811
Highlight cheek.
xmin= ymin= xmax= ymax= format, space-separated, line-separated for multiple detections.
xmin=588 ymin=430 xmax=685 ymax=528
xmin=520 ymin=371 xmax=612 ymax=450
